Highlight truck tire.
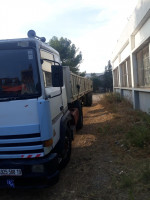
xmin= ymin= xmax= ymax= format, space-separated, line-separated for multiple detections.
xmin=86 ymin=92 xmax=92 ymax=106
xmin=75 ymin=101 xmax=83 ymax=130
xmin=59 ymin=126 xmax=72 ymax=169
xmin=77 ymin=109 xmax=83 ymax=130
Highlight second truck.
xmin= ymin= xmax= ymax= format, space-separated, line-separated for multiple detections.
xmin=0 ymin=30 xmax=93 ymax=188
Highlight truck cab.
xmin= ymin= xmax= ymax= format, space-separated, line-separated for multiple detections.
xmin=0 ymin=31 xmax=93 ymax=188
xmin=0 ymin=32 xmax=70 ymax=188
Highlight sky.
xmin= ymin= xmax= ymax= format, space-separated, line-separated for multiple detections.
xmin=0 ymin=0 xmax=139 ymax=73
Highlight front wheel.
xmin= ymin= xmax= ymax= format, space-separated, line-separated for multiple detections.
xmin=59 ymin=127 xmax=72 ymax=169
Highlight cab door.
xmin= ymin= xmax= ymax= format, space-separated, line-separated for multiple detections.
xmin=40 ymin=49 xmax=63 ymax=146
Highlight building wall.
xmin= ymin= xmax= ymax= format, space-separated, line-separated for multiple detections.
xmin=139 ymin=92 xmax=150 ymax=113
xmin=122 ymin=90 xmax=133 ymax=103
xmin=111 ymin=0 xmax=150 ymax=114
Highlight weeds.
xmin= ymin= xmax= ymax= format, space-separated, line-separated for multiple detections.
xmin=98 ymin=93 xmax=150 ymax=198
xmin=98 ymin=123 xmax=124 ymax=135
xmin=128 ymin=189 xmax=135 ymax=200
xmin=140 ymin=163 xmax=150 ymax=184
xmin=120 ymin=174 xmax=133 ymax=188
xmin=104 ymin=92 xmax=122 ymax=104
xmin=100 ymin=92 xmax=150 ymax=148
xmin=126 ymin=125 xmax=150 ymax=148
xmin=98 ymin=123 xmax=111 ymax=135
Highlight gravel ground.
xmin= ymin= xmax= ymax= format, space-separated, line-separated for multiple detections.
xmin=0 ymin=94 xmax=135 ymax=200
xmin=92 ymin=93 xmax=104 ymax=104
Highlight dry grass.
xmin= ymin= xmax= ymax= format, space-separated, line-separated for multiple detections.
xmin=100 ymin=93 xmax=150 ymax=199
xmin=100 ymin=93 xmax=150 ymax=148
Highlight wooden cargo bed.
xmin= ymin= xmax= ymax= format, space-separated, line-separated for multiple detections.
xmin=63 ymin=66 xmax=93 ymax=103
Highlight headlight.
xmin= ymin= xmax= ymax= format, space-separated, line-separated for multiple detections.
xmin=44 ymin=146 xmax=52 ymax=155
xmin=43 ymin=138 xmax=53 ymax=155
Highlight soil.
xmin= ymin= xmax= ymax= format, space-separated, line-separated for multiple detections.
xmin=0 ymin=94 xmax=149 ymax=200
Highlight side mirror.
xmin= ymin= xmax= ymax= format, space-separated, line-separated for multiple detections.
xmin=51 ymin=65 xmax=63 ymax=87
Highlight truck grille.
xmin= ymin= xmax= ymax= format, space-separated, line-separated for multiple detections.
xmin=0 ymin=133 xmax=40 ymax=139
xmin=0 ymin=133 xmax=44 ymax=158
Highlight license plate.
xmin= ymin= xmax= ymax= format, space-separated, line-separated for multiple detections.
xmin=0 ymin=169 xmax=22 ymax=176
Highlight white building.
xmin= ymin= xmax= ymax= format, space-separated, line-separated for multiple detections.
xmin=111 ymin=0 xmax=150 ymax=114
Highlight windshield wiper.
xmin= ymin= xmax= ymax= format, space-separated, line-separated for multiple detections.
xmin=17 ymin=94 xmax=40 ymax=99
xmin=0 ymin=97 xmax=20 ymax=102
xmin=0 ymin=94 xmax=40 ymax=101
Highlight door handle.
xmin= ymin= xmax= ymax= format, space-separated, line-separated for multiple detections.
xmin=60 ymin=106 xmax=64 ymax=111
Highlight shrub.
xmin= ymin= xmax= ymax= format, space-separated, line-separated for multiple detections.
xmin=126 ymin=125 xmax=150 ymax=148
xmin=141 ymin=163 xmax=150 ymax=184
xmin=104 ymin=93 xmax=122 ymax=104
xmin=120 ymin=174 xmax=133 ymax=188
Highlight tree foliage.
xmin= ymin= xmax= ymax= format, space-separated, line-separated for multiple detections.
xmin=49 ymin=36 xmax=82 ymax=74
xmin=90 ymin=61 xmax=113 ymax=93
xmin=79 ymin=71 xmax=86 ymax=77
xmin=90 ymin=73 xmax=101 ymax=92
xmin=103 ymin=60 xmax=113 ymax=92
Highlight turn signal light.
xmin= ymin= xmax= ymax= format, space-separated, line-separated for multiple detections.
xmin=43 ymin=138 xmax=53 ymax=147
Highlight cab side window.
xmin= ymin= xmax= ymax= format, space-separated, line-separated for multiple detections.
xmin=44 ymin=71 xmax=52 ymax=87
xmin=40 ymin=49 xmax=54 ymax=87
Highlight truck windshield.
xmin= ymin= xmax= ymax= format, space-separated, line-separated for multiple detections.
xmin=0 ymin=48 xmax=41 ymax=99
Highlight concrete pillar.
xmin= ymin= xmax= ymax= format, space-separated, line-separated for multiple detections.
xmin=126 ymin=60 xmax=129 ymax=87
xmin=129 ymin=32 xmax=139 ymax=109
xmin=133 ymin=90 xmax=140 ymax=110
xmin=119 ymin=63 xmax=122 ymax=87
xmin=130 ymin=35 xmax=135 ymax=50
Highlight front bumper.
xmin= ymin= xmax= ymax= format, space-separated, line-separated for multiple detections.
xmin=0 ymin=153 xmax=59 ymax=188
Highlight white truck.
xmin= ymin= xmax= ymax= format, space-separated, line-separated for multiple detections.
xmin=0 ymin=30 xmax=93 ymax=188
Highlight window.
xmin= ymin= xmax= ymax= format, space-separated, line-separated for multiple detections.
xmin=143 ymin=46 xmax=150 ymax=86
xmin=121 ymin=62 xmax=127 ymax=87
xmin=42 ymin=61 xmax=52 ymax=87
xmin=40 ymin=50 xmax=54 ymax=87
xmin=0 ymin=48 xmax=41 ymax=98
xmin=137 ymin=44 xmax=150 ymax=87
xmin=113 ymin=67 xmax=119 ymax=87
xmin=120 ymin=58 xmax=131 ymax=87
xmin=44 ymin=71 xmax=52 ymax=87
xmin=127 ymin=57 xmax=132 ymax=87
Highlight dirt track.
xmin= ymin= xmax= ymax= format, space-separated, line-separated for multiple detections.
xmin=0 ymin=94 xmax=134 ymax=199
